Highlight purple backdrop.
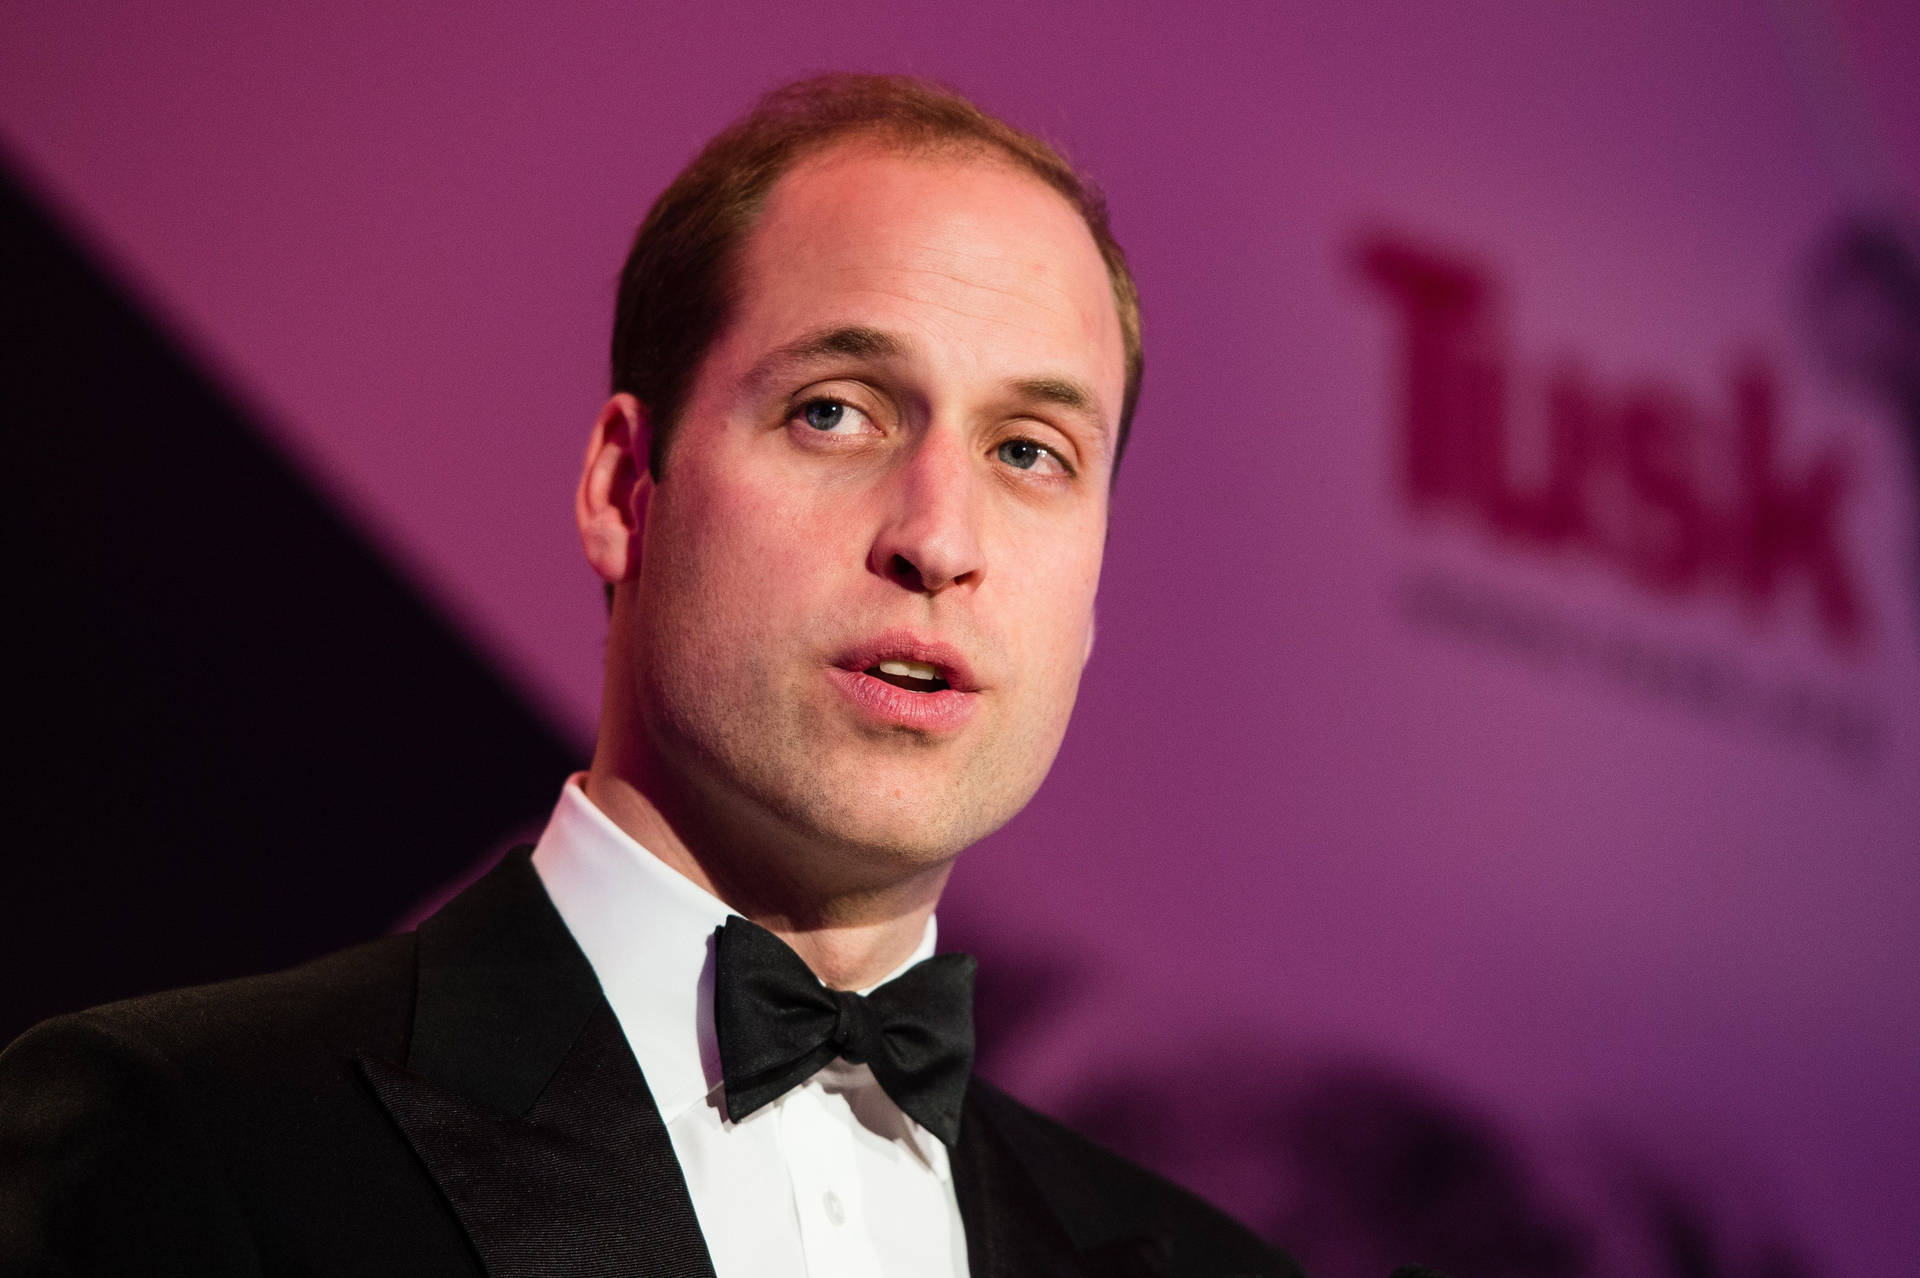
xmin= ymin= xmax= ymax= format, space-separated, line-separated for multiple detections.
xmin=5 ymin=2 xmax=1916 ymax=1273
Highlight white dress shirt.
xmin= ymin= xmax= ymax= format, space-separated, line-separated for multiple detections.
xmin=530 ymin=777 xmax=969 ymax=1278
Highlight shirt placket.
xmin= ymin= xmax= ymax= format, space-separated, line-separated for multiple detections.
xmin=776 ymin=1080 xmax=884 ymax=1278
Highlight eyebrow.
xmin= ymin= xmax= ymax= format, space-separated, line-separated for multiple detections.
xmin=742 ymin=325 xmax=908 ymax=394
xmin=1006 ymin=376 xmax=1101 ymax=423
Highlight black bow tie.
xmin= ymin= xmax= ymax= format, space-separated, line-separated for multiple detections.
xmin=712 ymin=916 xmax=975 ymax=1146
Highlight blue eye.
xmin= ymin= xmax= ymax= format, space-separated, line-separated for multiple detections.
xmin=996 ymin=439 xmax=1045 ymax=470
xmin=801 ymin=399 xmax=846 ymax=431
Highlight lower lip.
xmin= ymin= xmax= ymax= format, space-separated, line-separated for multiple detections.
xmin=827 ymin=667 xmax=980 ymax=733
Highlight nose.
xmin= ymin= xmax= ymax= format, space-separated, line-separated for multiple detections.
xmin=867 ymin=432 xmax=985 ymax=594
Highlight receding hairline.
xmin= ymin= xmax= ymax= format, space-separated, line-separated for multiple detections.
xmin=776 ymin=120 xmax=1049 ymax=172
xmin=732 ymin=139 xmax=1129 ymax=407
xmin=744 ymin=127 xmax=1111 ymax=261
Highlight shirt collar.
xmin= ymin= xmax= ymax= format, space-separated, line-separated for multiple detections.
xmin=528 ymin=775 xmax=938 ymax=1124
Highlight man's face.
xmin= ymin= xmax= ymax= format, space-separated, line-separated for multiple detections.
xmin=618 ymin=139 xmax=1127 ymax=876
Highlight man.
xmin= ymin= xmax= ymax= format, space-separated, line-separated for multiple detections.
xmin=0 ymin=74 xmax=1299 ymax=1276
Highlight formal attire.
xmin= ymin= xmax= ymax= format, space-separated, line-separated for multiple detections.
xmin=0 ymin=790 xmax=1300 ymax=1277
xmin=529 ymin=777 xmax=965 ymax=1277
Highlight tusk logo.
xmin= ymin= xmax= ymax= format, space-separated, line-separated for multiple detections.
xmin=1358 ymin=235 xmax=1871 ymax=653
xmin=1355 ymin=231 xmax=1894 ymax=765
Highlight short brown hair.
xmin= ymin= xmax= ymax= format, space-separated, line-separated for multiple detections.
xmin=611 ymin=73 xmax=1144 ymax=477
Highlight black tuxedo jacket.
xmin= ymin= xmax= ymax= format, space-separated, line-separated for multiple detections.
xmin=0 ymin=848 xmax=1298 ymax=1277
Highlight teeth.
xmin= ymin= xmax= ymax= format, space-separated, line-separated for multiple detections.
xmin=878 ymin=659 xmax=941 ymax=681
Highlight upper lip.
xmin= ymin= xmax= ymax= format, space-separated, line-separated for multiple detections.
xmin=833 ymin=630 xmax=982 ymax=692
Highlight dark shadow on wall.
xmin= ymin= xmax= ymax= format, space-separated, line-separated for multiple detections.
xmin=0 ymin=155 xmax=582 ymax=1043
xmin=970 ymin=951 xmax=1819 ymax=1278
xmin=1803 ymin=214 xmax=1920 ymax=632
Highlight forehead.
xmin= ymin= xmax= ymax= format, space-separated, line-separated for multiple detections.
xmin=723 ymin=139 xmax=1128 ymax=429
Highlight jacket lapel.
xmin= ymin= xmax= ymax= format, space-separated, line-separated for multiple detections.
xmin=360 ymin=848 xmax=715 ymax=1278
xmin=951 ymin=1080 xmax=1174 ymax=1278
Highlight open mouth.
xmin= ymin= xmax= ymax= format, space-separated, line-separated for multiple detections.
xmin=864 ymin=659 xmax=950 ymax=693
xmin=829 ymin=639 xmax=977 ymax=731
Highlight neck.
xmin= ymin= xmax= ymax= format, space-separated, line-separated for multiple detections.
xmin=581 ymin=763 xmax=950 ymax=991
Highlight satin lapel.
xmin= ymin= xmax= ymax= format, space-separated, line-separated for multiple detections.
xmin=360 ymin=848 xmax=715 ymax=1278
xmin=362 ymin=1005 xmax=713 ymax=1278
xmin=951 ymin=1097 xmax=1083 ymax=1277
xmin=951 ymin=1081 xmax=1173 ymax=1278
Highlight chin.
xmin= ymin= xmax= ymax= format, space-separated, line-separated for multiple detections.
xmin=796 ymin=790 xmax=993 ymax=868
xmin=790 ymin=751 xmax=1053 ymax=872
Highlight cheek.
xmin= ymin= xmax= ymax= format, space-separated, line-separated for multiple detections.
xmin=661 ymin=474 xmax=775 ymax=588
xmin=1009 ymin=547 xmax=1103 ymax=702
xmin=643 ymin=462 xmax=842 ymax=659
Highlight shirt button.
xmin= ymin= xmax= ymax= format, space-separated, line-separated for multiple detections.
xmin=823 ymin=1190 xmax=845 ymax=1226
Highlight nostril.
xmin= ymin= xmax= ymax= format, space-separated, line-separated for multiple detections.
xmin=888 ymin=553 xmax=920 ymax=585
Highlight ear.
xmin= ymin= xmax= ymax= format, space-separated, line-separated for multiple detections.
xmin=1082 ymin=608 xmax=1097 ymax=666
xmin=576 ymin=394 xmax=652 ymax=585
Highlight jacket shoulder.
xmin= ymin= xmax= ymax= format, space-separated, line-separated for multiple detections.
xmin=965 ymin=1077 xmax=1304 ymax=1277
xmin=24 ymin=931 xmax=416 ymax=1079
xmin=0 ymin=934 xmax=431 ymax=1273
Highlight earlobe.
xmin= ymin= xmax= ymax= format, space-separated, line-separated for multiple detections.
xmin=576 ymin=394 xmax=653 ymax=585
